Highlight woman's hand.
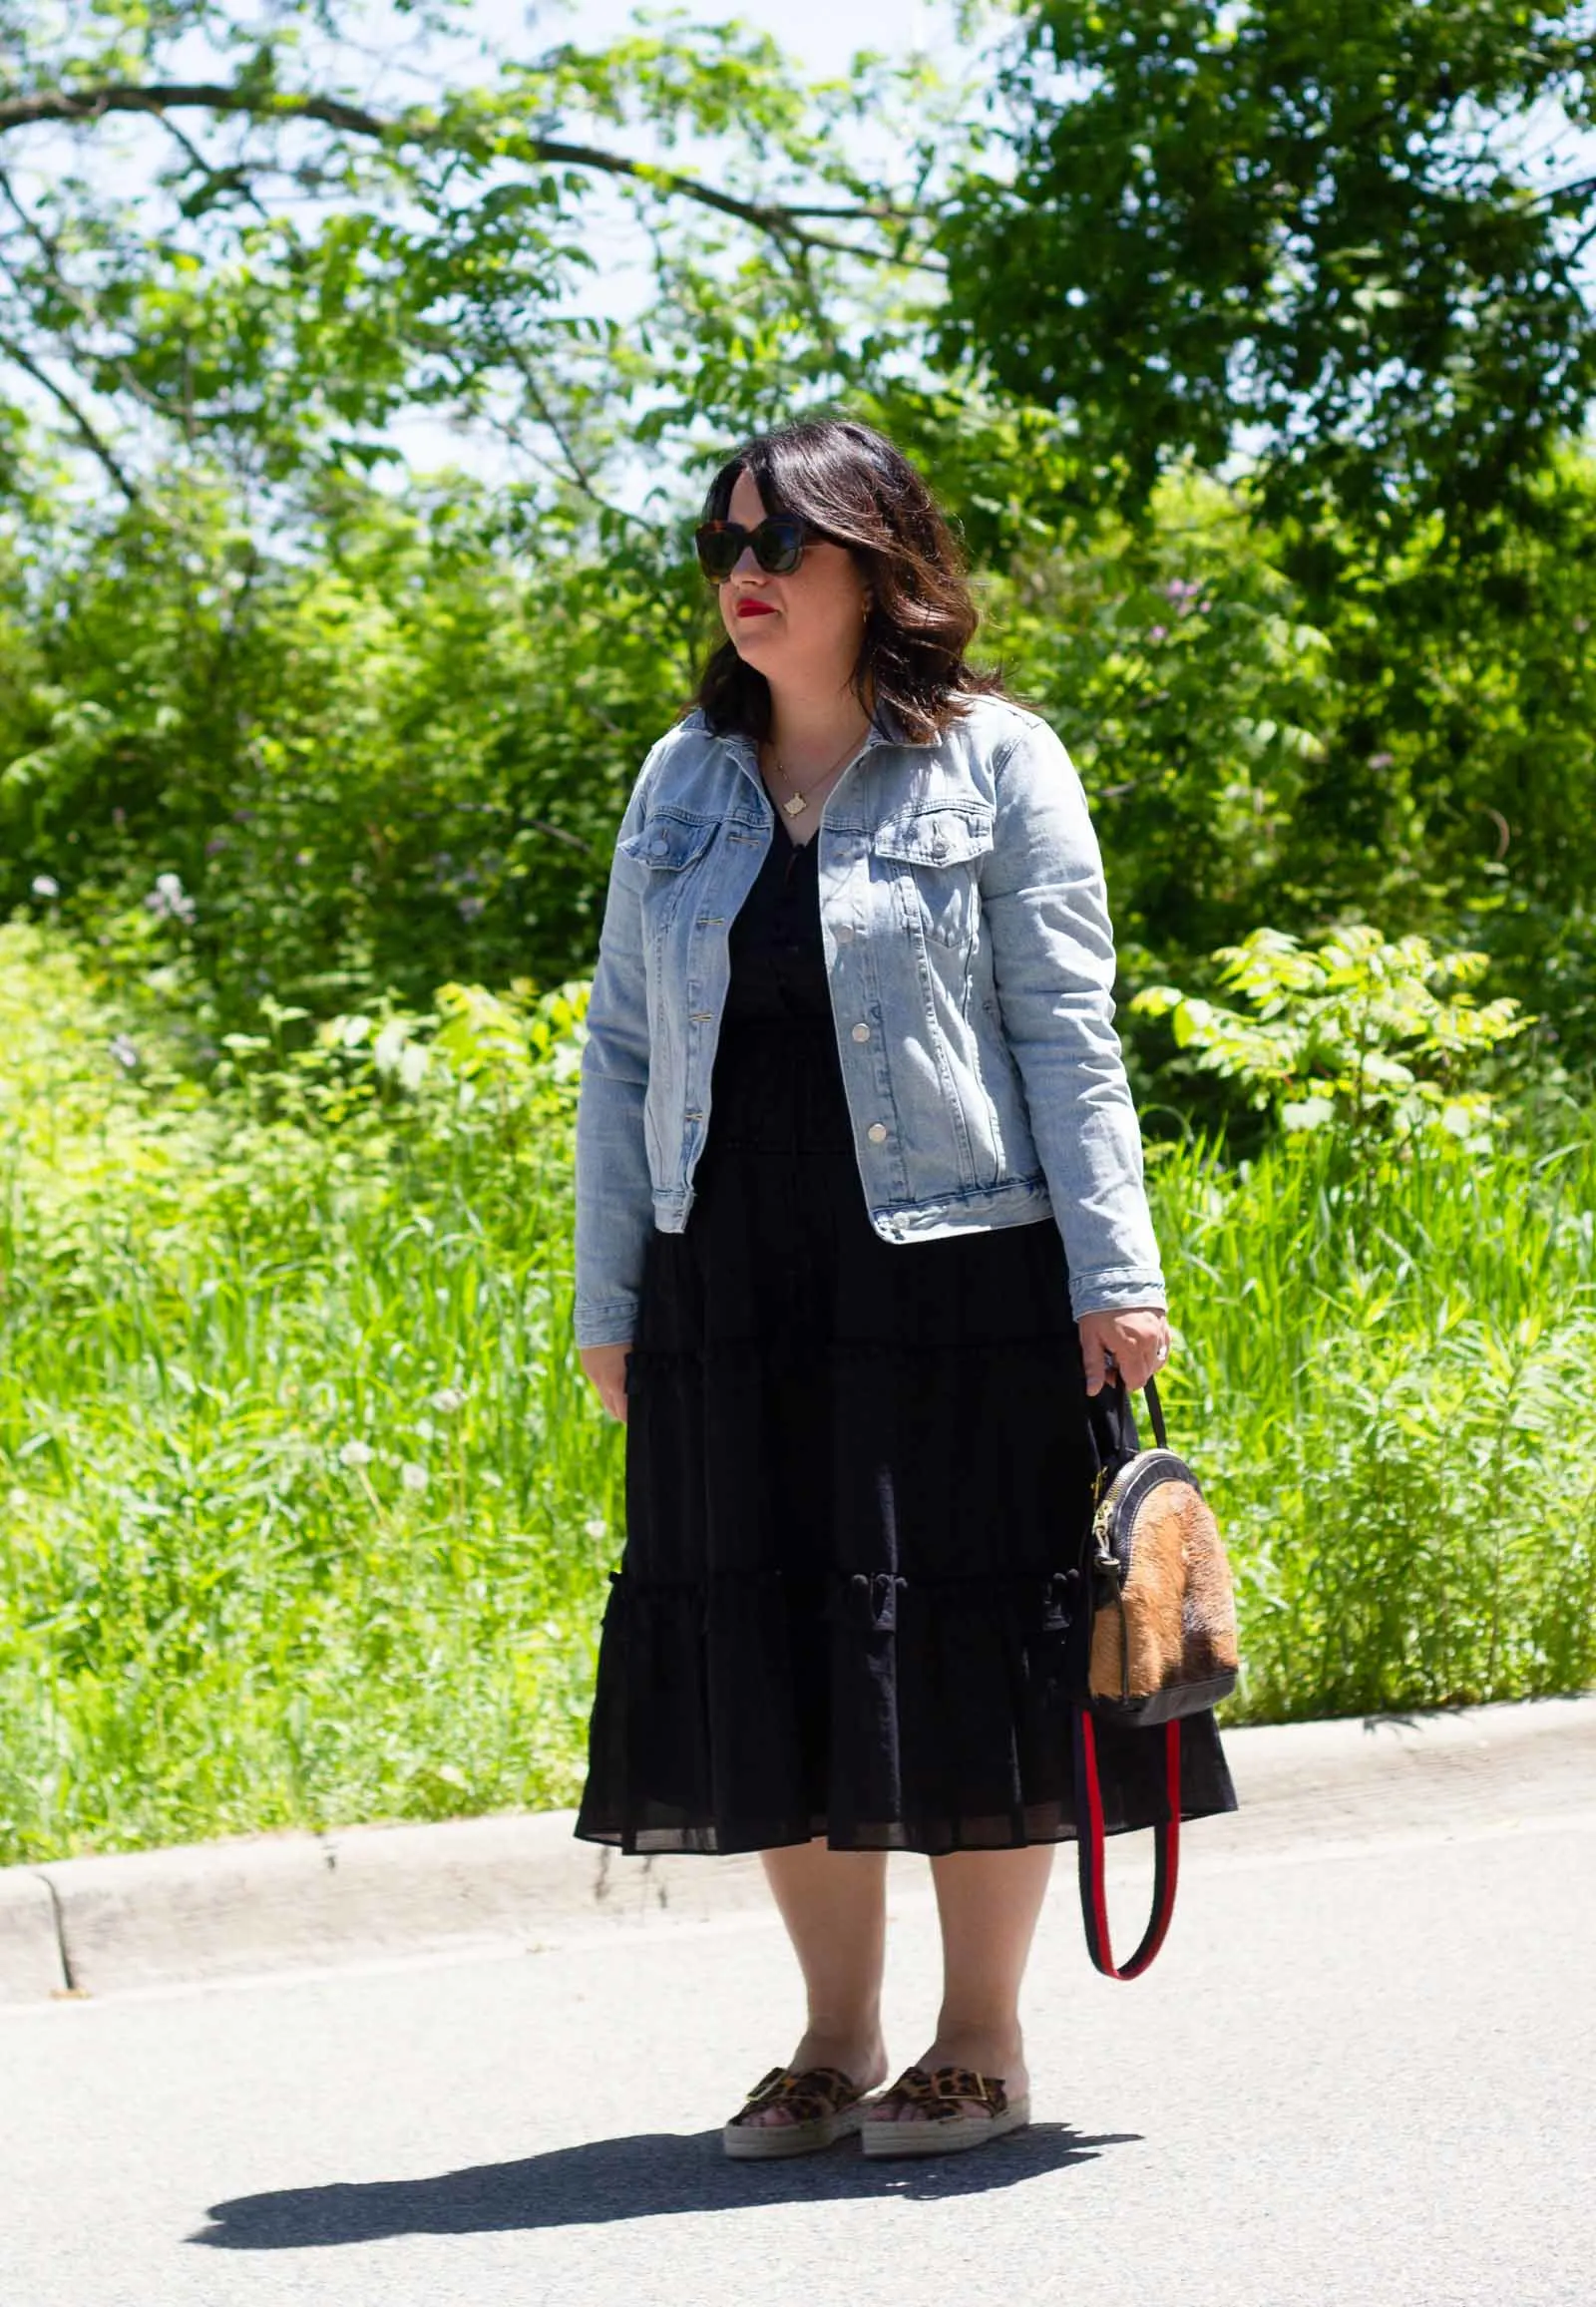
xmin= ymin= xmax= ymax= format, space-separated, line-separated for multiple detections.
xmin=1077 ymin=1308 xmax=1169 ymax=1397
xmin=580 ymin=1342 xmax=632 ymax=1423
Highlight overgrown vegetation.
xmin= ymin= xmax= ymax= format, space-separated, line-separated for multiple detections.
xmin=2 ymin=914 xmax=1592 ymax=1863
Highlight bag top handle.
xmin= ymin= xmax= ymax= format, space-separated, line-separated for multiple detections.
xmin=1085 ymin=1364 xmax=1169 ymax=1480
xmin=1142 ymin=1372 xmax=1168 ymax=1451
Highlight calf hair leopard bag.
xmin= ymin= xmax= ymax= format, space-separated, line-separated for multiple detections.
xmin=1072 ymin=1374 xmax=1239 ymax=1980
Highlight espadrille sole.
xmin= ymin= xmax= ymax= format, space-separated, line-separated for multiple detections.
xmin=722 ymin=2100 xmax=872 ymax=2159
xmin=860 ymin=2092 xmax=1031 ymax=2158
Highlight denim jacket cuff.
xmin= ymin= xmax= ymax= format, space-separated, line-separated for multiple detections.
xmin=1067 ymin=1269 xmax=1168 ymax=1321
xmin=573 ymin=1296 xmax=640 ymax=1350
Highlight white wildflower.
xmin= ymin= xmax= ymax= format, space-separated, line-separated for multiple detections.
xmin=338 ymin=1439 xmax=375 ymax=1468
xmin=584 ymin=1517 xmax=607 ymax=1540
xmin=400 ymin=1461 xmax=429 ymax=1493
xmin=31 ymin=874 xmax=59 ymax=899
xmin=429 ymin=1386 xmax=467 ymax=1415
xmin=145 ymin=871 xmax=197 ymax=925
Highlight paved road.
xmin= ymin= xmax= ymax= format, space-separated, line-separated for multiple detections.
xmin=6 ymin=1743 xmax=1592 ymax=2307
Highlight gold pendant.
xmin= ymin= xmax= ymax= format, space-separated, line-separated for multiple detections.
xmin=781 ymin=793 xmax=808 ymax=818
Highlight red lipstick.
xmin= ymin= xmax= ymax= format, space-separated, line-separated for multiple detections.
xmin=735 ymin=599 xmax=776 ymax=618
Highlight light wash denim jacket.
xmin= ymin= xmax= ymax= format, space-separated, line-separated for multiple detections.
xmin=573 ymin=693 xmax=1166 ymax=1347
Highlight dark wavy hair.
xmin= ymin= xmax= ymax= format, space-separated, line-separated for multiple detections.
xmin=694 ymin=416 xmax=1005 ymax=743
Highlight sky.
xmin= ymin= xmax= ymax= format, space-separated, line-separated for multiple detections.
xmin=474 ymin=0 xmax=969 ymax=81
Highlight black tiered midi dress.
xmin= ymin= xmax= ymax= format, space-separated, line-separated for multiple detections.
xmin=575 ymin=814 xmax=1238 ymax=1855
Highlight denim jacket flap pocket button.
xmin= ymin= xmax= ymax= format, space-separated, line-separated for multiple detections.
xmin=872 ymin=801 xmax=995 ymax=866
xmin=619 ymin=811 xmax=717 ymax=871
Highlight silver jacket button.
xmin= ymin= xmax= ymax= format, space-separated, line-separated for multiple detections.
xmin=867 ymin=1121 xmax=888 ymax=1143
xmin=852 ymin=1022 xmax=871 ymax=1042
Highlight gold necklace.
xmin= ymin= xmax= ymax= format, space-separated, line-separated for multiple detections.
xmin=765 ymin=727 xmax=868 ymax=819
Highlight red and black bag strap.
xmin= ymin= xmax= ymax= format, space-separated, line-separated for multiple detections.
xmin=1072 ymin=1711 xmax=1181 ymax=1979
xmin=1071 ymin=1370 xmax=1183 ymax=1979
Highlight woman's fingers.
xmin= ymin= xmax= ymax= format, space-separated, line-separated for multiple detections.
xmin=579 ymin=1343 xmax=632 ymax=1423
xmin=1077 ymin=1309 xmax=1169 ymax=1396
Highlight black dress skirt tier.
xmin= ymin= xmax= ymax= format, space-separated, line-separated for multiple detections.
xmin=575 ymin=814 xmax=1238 ymax=1855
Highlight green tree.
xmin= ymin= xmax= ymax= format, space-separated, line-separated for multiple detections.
xmin=0 ymin=0 xmax=931 ymax=505
xmin=934 ymin=4 xmax=1596 ymax=1061
xmin=939 ymin=0 xmax=1596 ymax=546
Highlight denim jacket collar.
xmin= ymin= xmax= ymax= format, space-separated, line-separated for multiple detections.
xmin=679 ymin=698 xmax=941 ymax=828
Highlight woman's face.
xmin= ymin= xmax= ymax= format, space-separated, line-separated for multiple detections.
xmin=716 ymin=467 xmax=871 ymax=702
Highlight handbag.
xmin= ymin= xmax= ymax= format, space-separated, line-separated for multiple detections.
xmin=1071 ymin=1373 xmax=1239 ymax=1979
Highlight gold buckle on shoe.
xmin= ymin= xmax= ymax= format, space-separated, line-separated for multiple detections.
xmin=742 ymin=2068 xmax=797 ymax=2109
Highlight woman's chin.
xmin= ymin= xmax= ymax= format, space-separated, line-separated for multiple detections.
xmin=729 ymin=624 xmax=781 ymax=658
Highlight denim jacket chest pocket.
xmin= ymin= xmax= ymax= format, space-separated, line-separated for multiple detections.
xmin=870 ymin=801 xmax=995 ymax=949
xmin=617 ymin=810 xmax=720 ymax=940
xmin=619 ymin=810 xmax=719 ymax=873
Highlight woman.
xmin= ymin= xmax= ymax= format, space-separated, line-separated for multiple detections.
xmin=572 ymin=416 xmax=1237 ymax=2160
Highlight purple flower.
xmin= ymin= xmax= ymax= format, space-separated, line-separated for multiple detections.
xmin=1369 ymin=751 xmax=1395 ymax=770
xmin=1147 ymin=624 xmax=1169 ymax=643
xmin=458 ymin=895 xmax=486 ymax=923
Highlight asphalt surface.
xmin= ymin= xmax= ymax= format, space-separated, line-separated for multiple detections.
xmin=6 ymin=1737 xmax=1592 ymax=2307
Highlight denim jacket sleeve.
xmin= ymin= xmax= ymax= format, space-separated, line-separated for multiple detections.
xmin=572 ymin=747 xmax=661 ymax=1350
xmin=980 ymin=712 xmax=1168 ymax=1321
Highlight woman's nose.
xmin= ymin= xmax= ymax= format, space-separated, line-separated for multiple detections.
xmin=730 ymin=540 xmax=764 ymax=578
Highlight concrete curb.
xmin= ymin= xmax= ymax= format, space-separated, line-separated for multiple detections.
xmin=0 ymin=1868 xmax=64 ymax=2004
xmin=4 ymin=1691 xmax=1592 ymax=2006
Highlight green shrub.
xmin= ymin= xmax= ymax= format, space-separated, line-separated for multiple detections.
xmin=1133 ymin=922 xmax=1531 ymax=1156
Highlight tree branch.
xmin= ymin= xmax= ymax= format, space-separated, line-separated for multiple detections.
xmin=0 ymin=170 xmax=179 ymax=422
xmin=0 ymin=326 xmax=141 ymax=498
xmin=154 ymin=108 xmax=277 ymax=226
xmin=0 ymin=81 xmax=928 ymax=262
xmin=495 ymin=340 xmax=658 ymax=533
xmin=1534 ymin=170 xmax=1596 ymax=208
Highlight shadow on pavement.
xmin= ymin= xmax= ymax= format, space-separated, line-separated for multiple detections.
xmin=193 ymin=2121 xmax=1136 ymax=2245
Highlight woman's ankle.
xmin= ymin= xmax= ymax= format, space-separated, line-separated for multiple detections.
xmin=926 ymin=2015 xmax=1024 ymax=2077
xmin=794 ymin=2019 xmax=887 ymax=2079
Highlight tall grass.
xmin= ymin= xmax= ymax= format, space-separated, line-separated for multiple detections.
xmin=0 ymin=922 xmax=622 ymax=1862
xmin=1 ymin=919 xmax=1593 ymax=1863
xmin=1151 ymin=1128 xmax=1596 ymax=1720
